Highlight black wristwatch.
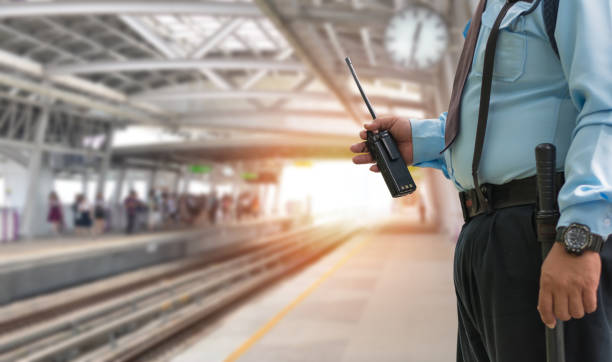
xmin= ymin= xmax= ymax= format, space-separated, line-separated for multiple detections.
xmin=556 ymin=223 xmax=605 ymax=256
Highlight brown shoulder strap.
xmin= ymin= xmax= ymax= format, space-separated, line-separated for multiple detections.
xmin=472 ymin=0 xmax=520 ymax=210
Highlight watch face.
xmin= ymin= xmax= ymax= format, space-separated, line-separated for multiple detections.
xmin=565 ymin=225 xmax=590 ymax=253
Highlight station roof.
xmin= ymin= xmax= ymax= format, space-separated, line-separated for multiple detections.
xmin=0 ymin=0 xmax=472 ymax=154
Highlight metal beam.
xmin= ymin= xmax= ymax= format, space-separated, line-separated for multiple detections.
xmin=120 ymin=16 xmax=247 ymax=94
xmin=48 ymin=58 xmax=306 ymax=75
xmin=0 ymin=1 xmax=261 ymax=18
xmin=179 ymin=109 xmax=348 ymax=121
xmin=254 ymin=0 xmax=363 ymax=125
xmin=0 ymin=48 xmax=165 ymax=117
xmin=323 ymin=23 xmax=346 ymax=61
xmin=118 ymin=15 xmax=179 ymax=59
xmin=0 ymin=137 xmax=106 ymax=157
xmin=0 ymin=73 xmax=163 ymax=126
xmin=266 ymin=74 xmax=312 ymax=110
xmin=0 ymin=1 xmax=391 ymax=25
xmin=338 ymin=64 xmax=434 ymax=84
xmin=132 ymin=90 xmax=331 ymax=102
xmin=189 ymin=18 xmax=245 ymax=59
xmin=284 ymin=7 xmax=391 ymax=25
xmin=360 ymin=28 xmax=378 ymax=66
xmin=201 ymin=69 xmax=234 ymax=91
xmin=178 ymin=112 xmax=356 ymax=136
xmin=240 ymin=48 xmax=294 ymax=90
xmin=132 ymin=89 xmax=425 ymax=109
xmin=0 ymin=146 xmax=28 ymax=166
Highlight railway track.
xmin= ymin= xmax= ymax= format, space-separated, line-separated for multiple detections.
xmin=0 ymin=223 xmax=358 ymax=362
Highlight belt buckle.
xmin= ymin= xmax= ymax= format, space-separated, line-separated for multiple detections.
xmin=480 ymin=185 xmax=494 ymax=215
xmin=459 ymin=192 xmax=470 ymax=222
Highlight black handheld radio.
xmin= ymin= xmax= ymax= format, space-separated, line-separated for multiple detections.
xmin=345 ymin=57 xmax=417 ymax=198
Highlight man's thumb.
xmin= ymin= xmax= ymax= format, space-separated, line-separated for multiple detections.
xmin=364 ymin=117 xmax=396 ymax=131
xmin=363 ymin=121 xmax=379 ymax=131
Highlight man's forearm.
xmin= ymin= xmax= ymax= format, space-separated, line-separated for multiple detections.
xmin=409 ymin=112 xmax=449 ymax=178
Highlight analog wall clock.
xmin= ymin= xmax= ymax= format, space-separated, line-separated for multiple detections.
xmin=385 ymin=5 xmax=449 ymax=70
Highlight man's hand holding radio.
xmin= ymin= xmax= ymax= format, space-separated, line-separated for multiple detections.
xmin=350 ymin=116 xmax=414 ymax=172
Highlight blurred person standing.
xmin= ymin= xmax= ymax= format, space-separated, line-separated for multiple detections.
xmin=124 ymin=190 xmax=140 ymax=234
xmin=221 ymin=194 xmax=234 ymax=222
xmin=178 ymin=194 xmax=193 ymax=226
xmin=47 ymin=191 xmax=64 ymax=235
xmin=165 ymin=193 xmax=178 ymax=226
xmin=208 ymin=191 xmax=219 ymax=224
xmin=74 ymin=194 xmax=92 ymax=237
xmin=92 ymin=192 xmax=107 ymax=236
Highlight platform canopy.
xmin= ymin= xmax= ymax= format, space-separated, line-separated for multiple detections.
xmin=0 ymin=0 xmax=475 ymax=151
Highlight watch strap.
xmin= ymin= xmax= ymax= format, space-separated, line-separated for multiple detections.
xmin=591 ymin=234 xmax=605 ymax=253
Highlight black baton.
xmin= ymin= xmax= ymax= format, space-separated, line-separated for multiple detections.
xmin=535 ymin=143 xmax=565 ymax=362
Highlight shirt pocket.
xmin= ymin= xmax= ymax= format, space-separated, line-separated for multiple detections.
xmin=473 ymin=8 xmax=527 ymax=83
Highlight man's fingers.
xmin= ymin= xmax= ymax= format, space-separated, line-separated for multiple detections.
xmin=538 ymin=289 xmax=556 ymax=329
xmin=569 ymin=291 xmax=585 ymax=319
xmin=369 ymin=164 xmax=380 ymax=173
xmin=359 ymin=130 xmax=367 ymax=140
xmin=553 ymin=293 xmax=571 ymax=322
xmin=583 ymin=288 xmax=598 ymax=314
xmin=352 ymin=154 xmax=374 ymax=165
xmin=364 ymin=116 xmax=397 ymax=132
xmin=350 ymin=142 xmax=368 ymax=154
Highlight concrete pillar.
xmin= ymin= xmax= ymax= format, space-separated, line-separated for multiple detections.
xmin=112 ymin=167 xmax=126 ymax=206
xmin=260 ymin=184 xmax=269 ymax=215
xmin=127 ymin=175 xmax=134 ymax=195
xmin=173 ymin=170 xmax=182 ymax=194
xmin=96 ymin=128 xmax=114 ymax=197
xmin=82 ymin=170 xmax=89 ymax=199
xmin=21 ymin=106 xmax=50 ymax=239
xmin=181 ymin=168 xmax=192 ymax=194
xmin=148 ymin=167 xmax=158 ymax=192
xmin=271 ymin=184 xmax=281 ymax=215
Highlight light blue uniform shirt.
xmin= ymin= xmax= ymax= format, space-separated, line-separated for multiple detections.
xmin=410 ymin=0 xmax=612 ymax=238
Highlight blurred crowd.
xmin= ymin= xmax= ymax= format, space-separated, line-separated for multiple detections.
xmin=46 ymin=188 xmax=262 ymax=237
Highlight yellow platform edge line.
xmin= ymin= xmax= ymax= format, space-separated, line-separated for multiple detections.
xmin=224 ymin=236 xmax=370 ymax=362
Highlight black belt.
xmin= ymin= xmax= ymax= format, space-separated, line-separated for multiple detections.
xmin=459 ymin=173 xmax=565 ymax=222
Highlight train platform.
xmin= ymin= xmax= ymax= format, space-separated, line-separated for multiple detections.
xmin=173 ymin=228 xmax=457 ymax=362
xmin=0 ymin=217 xmax=293 ymax=304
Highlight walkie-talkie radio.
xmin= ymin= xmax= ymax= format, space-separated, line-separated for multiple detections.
xmin=345 ymin=57 xmax=417 ymax=198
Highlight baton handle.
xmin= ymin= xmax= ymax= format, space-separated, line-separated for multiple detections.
xmin=535 ymin=143 xmax=565 ymax=362
xmin=536 ymin=143 xmax=558 ymax=227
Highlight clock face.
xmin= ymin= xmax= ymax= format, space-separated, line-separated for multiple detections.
xmin=385 ymin=5 xmax=449 ymax=70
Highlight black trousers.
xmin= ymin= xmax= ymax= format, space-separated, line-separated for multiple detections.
xmin=126 ymin=213 xmax=136 ymax=234
xmin=454 ymin=205 xmax=612 ymax=362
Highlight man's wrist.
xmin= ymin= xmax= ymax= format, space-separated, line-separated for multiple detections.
xmin=556 ymin=223 xmax=605 ymax=256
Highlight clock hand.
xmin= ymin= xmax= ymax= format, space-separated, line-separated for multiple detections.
xmin=410 ymin=21 xmax=423 ymax=67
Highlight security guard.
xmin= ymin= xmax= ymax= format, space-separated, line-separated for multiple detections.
xmin=351 ymin=1 xmax=612 ymax=361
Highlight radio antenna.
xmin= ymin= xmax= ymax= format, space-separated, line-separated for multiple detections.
xmin=345 ymin=57 xmax=377 ymax=120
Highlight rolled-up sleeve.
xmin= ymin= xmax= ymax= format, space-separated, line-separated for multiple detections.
xmin=410 ymin=112 xmax=450 ymax=179
xmin=554 ymin=1 xmax=612 ymax=238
